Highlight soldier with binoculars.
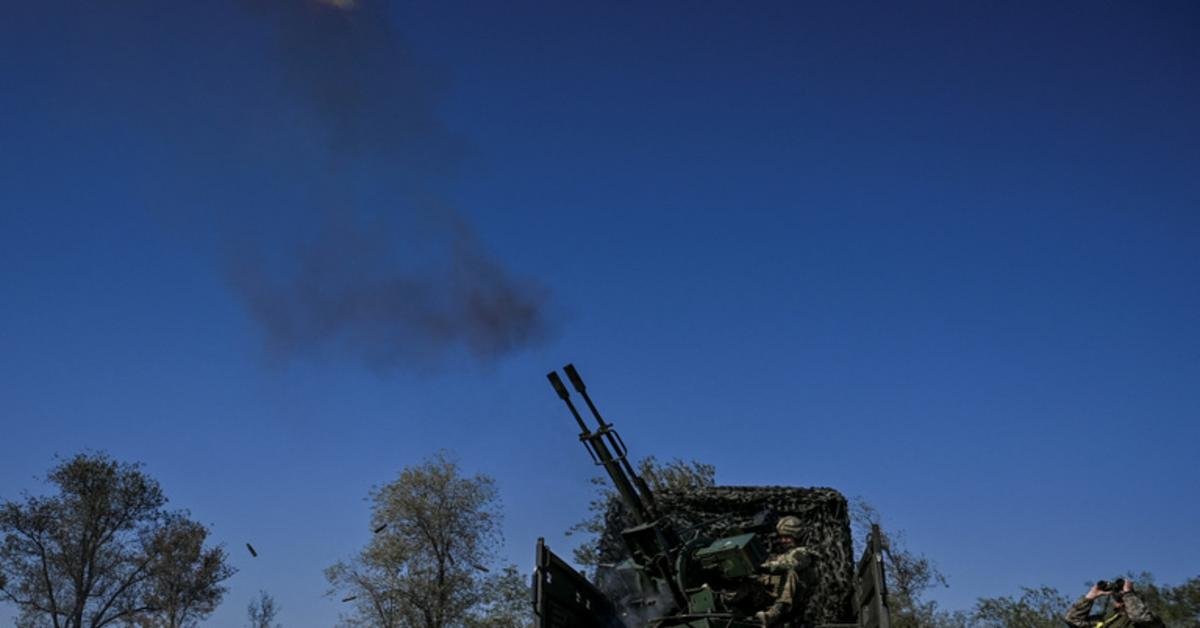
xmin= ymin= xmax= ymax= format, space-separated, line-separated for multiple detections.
xmin=1064 ymin=578 xmax=1164 ymax=628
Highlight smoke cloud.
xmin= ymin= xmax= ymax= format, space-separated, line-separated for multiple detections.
xmin=226 ymin=0 xmax=554 ymax=370
xmin=228 ymin=211 xmax=550 ymax=370
xmin=245 ymin=0 xmax=456 ymax=167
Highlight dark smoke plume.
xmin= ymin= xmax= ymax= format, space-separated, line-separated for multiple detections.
xmin=227 ymin=0 xmax=554 ymax=369
xmin=228 ymin=211 xmax=550 ymax=370
xmin=244 ymin=0 xmax=458 ymax=168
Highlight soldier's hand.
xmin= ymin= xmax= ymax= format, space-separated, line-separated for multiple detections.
xmin=1086 ymin=584 xmax=1111 ymax=600
xmin=753 ymin=610 xmax=768 ymax=627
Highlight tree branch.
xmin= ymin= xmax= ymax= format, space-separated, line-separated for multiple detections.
xmin=87 ymin=551 xmax=154 ymax=628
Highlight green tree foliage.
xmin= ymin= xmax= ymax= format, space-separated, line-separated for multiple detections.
xmin=636 ymin=457 xmax=717 ymax=494
xmin=971 ymin=586 xmax=1072 ymax=628
xmin=566 ymin=456 xmax=715 ymax=568
xmin=246 ymin=590 xmax=280 ymax=628
xmin=0 ymin=453 xmax=233 ymax=628
xmin=463 ymin=566 xmax=531 ymax=628
xmin=137 ymin=515 xmax=235 ymax=628
xmin=325 ymin=452 xmax=530 ymax=628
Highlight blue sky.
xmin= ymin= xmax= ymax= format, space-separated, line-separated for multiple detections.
xmin=2 ymin=1 xmax=1198 ymax=625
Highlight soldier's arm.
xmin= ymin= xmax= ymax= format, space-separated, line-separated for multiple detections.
xmin=1063 ymin=595 xmax=1096 ymax=628
xmin=756 ymin=569 xmax=802 ymax=625
xmin=761 ymin=548 xmax=814 ymax=574
xmin=1121 ymin=592 xmax=1165 ymax=627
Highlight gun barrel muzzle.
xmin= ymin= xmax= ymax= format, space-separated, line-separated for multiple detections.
xmin=547 ymin=371 xmax=570 ymax=400
xmin=564 ymin=363 xmax=586 ymax=393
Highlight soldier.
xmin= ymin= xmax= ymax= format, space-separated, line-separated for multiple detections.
xmin=753 ymin=516 xmax=815 ymax=627
xmin=1064 ymin=579 xmax=1165 ymax=628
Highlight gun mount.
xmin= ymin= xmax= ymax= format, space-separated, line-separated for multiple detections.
xmin=533 ymin=364 xmax=891 ymax=628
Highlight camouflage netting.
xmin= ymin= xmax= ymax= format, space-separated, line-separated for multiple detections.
xmin=594 ymin=486 xmax=856 ymax=625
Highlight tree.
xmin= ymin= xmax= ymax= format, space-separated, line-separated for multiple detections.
xmin=463 ymin=566 xmax=531 ymax=628
xmin=135 ymin=515 xmax=235 ymax=628
xmin=325 ymin=451 xmax=529 ymax=628
xmin=246 ymin=590 xmax=280 ymax=628
xmin=850 ymin=498 xmax=963 ymax=628
xmin=565 ymin=456 xmax=715 ymax=568
xmin=0 ymin=453 xmax=233 ymax=628
xmin=1119 ymin=572 xmax=1200 ymax=627
xmin=971 ymin=585 xmax=1072 ymax=628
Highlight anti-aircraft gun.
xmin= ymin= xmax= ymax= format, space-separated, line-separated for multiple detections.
xmin=532 ymin=364 xmax=894 ymax=628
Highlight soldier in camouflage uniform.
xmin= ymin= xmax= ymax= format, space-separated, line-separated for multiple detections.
xmin=752 ymin=516 xmax=816 ymax=627
xmin=1064 ymin=579 xmax=1165 ymax=628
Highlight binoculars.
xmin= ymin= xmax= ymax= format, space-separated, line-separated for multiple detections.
xmin=1096 ymin=579 xmax=1126 ymax=593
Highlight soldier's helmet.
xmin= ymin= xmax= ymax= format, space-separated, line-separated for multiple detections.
xmin=775 ymin=516 xmax=805 ymax=539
